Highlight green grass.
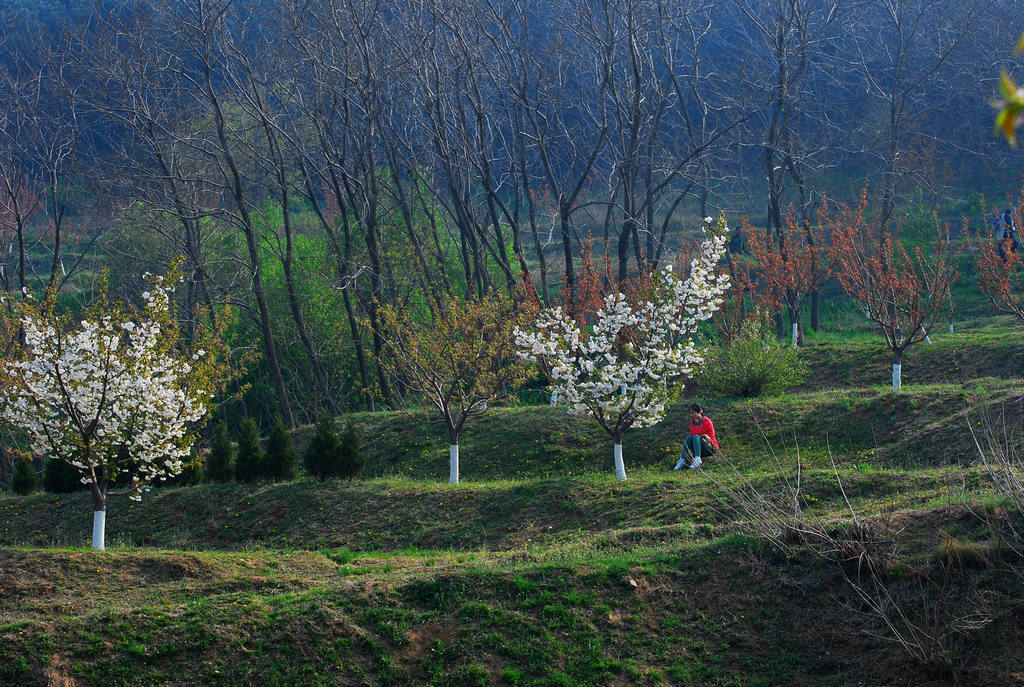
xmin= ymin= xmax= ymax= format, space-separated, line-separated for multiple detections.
xmin=3 ymin=321 xmax=1024 ymax=685
xmin=1 ymin=516 xmax=1018 ymax=686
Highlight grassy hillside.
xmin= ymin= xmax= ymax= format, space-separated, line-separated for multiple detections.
xmin=798 ymin=327 xmax=1024 ymax=389
xmin=2 ymin=325 xmax=1024 ymax=685
xmin=3 ymin=516 xmax=1019 ymax=687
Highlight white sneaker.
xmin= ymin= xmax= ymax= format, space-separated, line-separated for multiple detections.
xmin=673 ymin=458 xmax=686 ymax=470
xmin=688 ymin=457 xmax=702 ymax=470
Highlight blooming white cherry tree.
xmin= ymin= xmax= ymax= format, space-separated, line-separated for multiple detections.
xmin=516 ymin=216 xmax=731 ymax=479
xmin=0 ymin=272 xmax=225 ymax=550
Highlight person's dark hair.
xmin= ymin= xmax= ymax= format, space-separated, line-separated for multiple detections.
xmin=689 ymin=403 xmax=703 ymax=413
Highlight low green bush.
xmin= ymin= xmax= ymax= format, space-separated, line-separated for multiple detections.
xmin=234 ymin=418 xmax=263 ymax=482
xmin=11 ymin=459 xmax=37 ymax=495
xmin=696 ymin=321 xmax=809 ymax=397
xmin=338 ymin=418 xmax=365 ymax=482
xmin=304 ymin=415 xmax=341 ymax=481
xmin=263 ymin=416 xmax=297 ymax=481
xmin=43 ymin=458 xmax=85 ymax=493
xmin=205 ymin=421 xmax=234 ymax=483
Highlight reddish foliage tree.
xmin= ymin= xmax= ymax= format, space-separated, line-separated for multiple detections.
xmin=744 ymin=205 xmax=831 ymax=346
xmin=557 ymin=234 xmax=615 ymax=326
xmin=828 ymin=192 xmax=958 ymax=391
xmin=713 ymin=253 xmax=767 ymax=345
xmin=974 ymin=200 xmax=1024 ymax=322
xmin=0 ymin=180 xmax=39 ymax=295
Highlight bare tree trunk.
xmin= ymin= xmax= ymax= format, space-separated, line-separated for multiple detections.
xmin=200 ymin=54 xmax=295 ymax=427
xmin=811 ymin=290 xmax=820 ymax=332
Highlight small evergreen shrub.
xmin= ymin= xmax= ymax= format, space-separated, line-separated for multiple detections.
xmin=234 ymin=418 xmax=264 ymax=482
xmin=696 ymin=321 xmax=809 ymax=398
xmin=12 ymin=459 xmax=38 ymax=495
xmin=205 ymin=421 xmax=235 ymax=482
xmin=263 ymin=416 xmax=297 ymax=481
xmin=338 ymin=419 xmax=365 ymax=481
xmin=43 ymin=458 xmax=85 ymax=493
xmin=304 ymin=415 xmax=341 ymax=481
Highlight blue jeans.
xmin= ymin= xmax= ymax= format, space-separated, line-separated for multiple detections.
xmin=682 ymin=435 xmax=716 ymax=464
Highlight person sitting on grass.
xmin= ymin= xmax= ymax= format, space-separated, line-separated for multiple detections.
xmin=674 ymin=403 xmax=718 ymax=470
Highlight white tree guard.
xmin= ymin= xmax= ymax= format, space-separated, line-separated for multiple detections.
xmin=449 ymin=444 xmax=459 ymax=484
xmin=92 ymin=510 xmax=106 ymax=551
xmin=614 ymin=443 xmax=627 ymax=481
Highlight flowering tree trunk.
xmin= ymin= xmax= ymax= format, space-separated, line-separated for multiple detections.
xmin=91 ymin=485 xmax=107 ymax=551
xmin=612 ymin=434 xmax=626 ymax=481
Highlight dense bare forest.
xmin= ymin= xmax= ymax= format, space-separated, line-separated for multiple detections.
xmin=0 ymin=0 xmax=1020 ymax=425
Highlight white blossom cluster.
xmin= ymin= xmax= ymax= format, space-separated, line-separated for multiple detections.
xmin=515 ymin=223 xmax=730 ymax=437
xmin=0 ymin=278 xmax=208 ymax=500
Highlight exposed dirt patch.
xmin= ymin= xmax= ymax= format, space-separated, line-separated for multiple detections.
xmin=401 ymin=620 xmax=457 ymax=662
xmin=44 ymin=653 xmax=76 ymax=687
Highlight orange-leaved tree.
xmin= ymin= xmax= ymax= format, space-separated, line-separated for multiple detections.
xmin=557 ymin=233 xmax=615 ymax=326
xmin=744 ymin=205 xmax=831 ymax=347
xmin=713 ymin=252 xmax=766 ymax=345
xmin=973 ymin=201 xmax=1024 ymax=322
xmin=828 ymin=193 xmax=958 ymax=392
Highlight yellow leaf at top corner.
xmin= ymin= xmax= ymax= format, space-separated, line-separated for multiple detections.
xmin=999 ymin=70 xmax=1018 ymax=100
xmin=996 ymin=104 xmax=1021 ymax=147
xmin=996 ymin=109 xmax=1014 ymax=144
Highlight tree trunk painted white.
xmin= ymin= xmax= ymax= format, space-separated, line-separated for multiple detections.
xmin=948 ymin=321 xmax=954 ymax=334
xmin=550 ymin=391 xmax=557 ymax=406
xmin=92 ymin=510 xmax=106 ymax=551
xmin=449 ymin=444 xmax=459 ymax=485
xmin=791 ymin=322 xmax=799 ymax=348
xmin=921 ymin=327 xmax=931 ymax=344
xmin=613 ymin=443 xmax=627 ymax=480
xmin=892 ymin=363 xmax=902 ymax=393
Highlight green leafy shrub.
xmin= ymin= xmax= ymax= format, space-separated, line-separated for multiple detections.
xmin=304 ymin=415 xmax=341 ymax=481
xmin=234 ymin=418 xmax=263 ymax=482
xmin=695 ymin=321 xmax=809 ymax=397
xmin=205 ymin=421 xmax=234 ymax=482
xmin=263 ymin=416 xmax=297 ymax=481
xmin=338 ymin=419 xmax=365 ymax=482
xmin=12 ymin=459 xmax=38 ymax=495
xmin=43 ymin=458 xmax=85 ymax=493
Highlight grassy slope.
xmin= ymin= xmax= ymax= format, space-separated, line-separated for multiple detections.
xmin=2 ymin=333 xmax=1024 ymax=685
xmin=798 ymin=327 xmax=1024 ymax=390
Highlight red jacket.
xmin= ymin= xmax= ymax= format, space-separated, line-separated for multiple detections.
xmin=690 ymin=416 xmax=719 ymax=450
